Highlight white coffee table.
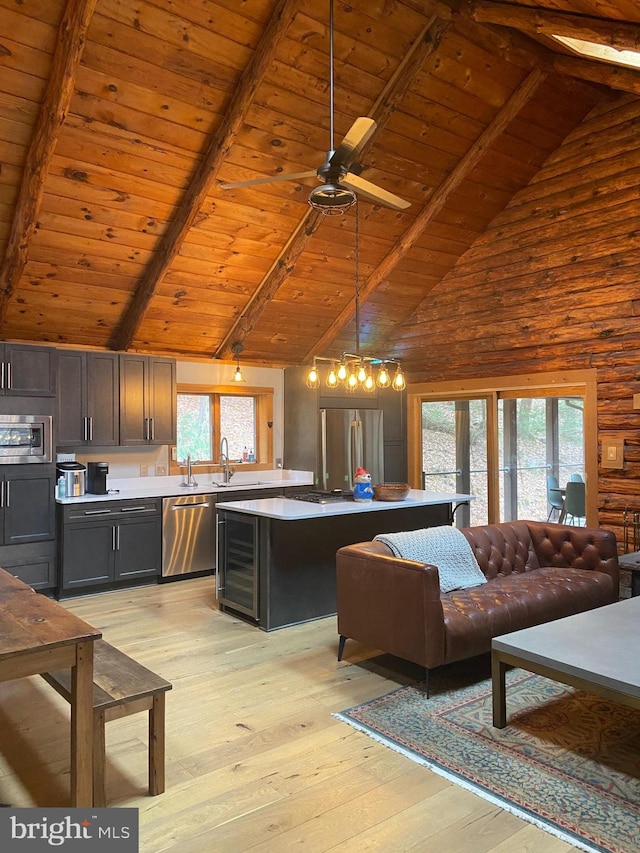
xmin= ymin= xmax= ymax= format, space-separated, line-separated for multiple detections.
xmin=492 ymin=597 xmax=640 ymax=728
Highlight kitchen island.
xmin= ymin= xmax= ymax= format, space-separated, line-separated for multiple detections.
xmin=216 ymin=490 xmax=472 ymax=630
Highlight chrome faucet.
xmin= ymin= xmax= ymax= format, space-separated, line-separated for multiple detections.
xmin=219 ymin=437 xmax=234 ymax=484
xmin=181 ymin=453 xmax=198 ymax=487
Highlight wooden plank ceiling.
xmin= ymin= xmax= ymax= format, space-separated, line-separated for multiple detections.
xmin=0 ymin=0 xmax=638 ymax=370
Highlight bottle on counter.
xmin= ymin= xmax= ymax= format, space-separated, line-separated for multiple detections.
xmin=242 ymin=446 xmax=249 ymax=462
xmin=57 ymin=476 xmax=66 ymax=499
xmin=248 ymin=448 xmax=255 ymax=462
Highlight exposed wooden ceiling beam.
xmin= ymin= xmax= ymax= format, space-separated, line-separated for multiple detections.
xmin=305 ymin=66 xmax=546 ymax=362
xmin=554 ymin=55 xmax=640 ymax=95
xmin=215 ymin=14 xmax=452 ymax=360
xmin=0 ymin=0 xmax=97 ymax=328
xmin=109 ymin=0 xmax=299 ymax=353
xmin=469 ymin=1 xmax=640 ymax=50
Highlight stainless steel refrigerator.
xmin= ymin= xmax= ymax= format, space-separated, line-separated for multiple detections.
xmin=320 ymin=408 xmax=384 ymax=491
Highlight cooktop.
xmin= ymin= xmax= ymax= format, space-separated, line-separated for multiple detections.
xmin=292 ymin=490 xmax=354 ymax=504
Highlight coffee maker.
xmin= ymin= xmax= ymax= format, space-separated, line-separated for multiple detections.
xmin=87 ymin=461 xmax=109 ymax=495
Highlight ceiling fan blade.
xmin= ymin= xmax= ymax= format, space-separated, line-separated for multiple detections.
xmin=341 ymin=173 xmax=411 ymax=210
xmin=220 ymin=170 xmax=317 ymax=190
xmin=329 ymin=117 xmax=377 ymax=169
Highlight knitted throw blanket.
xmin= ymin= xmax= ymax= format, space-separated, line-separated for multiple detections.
xmin=374 ymin=525 xmax=487 ymax=593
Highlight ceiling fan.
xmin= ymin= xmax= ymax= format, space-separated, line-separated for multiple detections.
xmin=220 ymin=0 xmax=410 ymax=215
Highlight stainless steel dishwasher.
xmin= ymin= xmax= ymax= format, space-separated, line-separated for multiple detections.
xmin=162 ymin=494 xmax=216 ymax=577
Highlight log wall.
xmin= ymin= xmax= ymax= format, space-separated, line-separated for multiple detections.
xmin=402 ymin=92 xmax=640 ymax=548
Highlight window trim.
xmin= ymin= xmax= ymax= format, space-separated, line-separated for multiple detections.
xmin=171 ymin=383 xmax=274 ymax=475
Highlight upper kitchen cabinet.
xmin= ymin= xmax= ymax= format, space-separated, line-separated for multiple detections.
xmin=0 ymin=344 xmax=56 ymax=397
xmin=119 ymin=355 xmax=176 ymax=446
xmin=57 ymin=351 xmax=119 ymax=446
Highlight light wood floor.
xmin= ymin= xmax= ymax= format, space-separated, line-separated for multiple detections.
xmin=0 ymin=577 xmax=577 ymax=852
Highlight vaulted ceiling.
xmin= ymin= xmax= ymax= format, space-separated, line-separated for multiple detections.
xmin=0 ymin=0 xmax=638 ymax=372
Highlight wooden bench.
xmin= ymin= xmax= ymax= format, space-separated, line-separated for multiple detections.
xmin=42 ymin=639 xmax=172 ymax=807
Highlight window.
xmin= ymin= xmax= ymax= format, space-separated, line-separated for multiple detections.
xmin=177 ymin=393 xmax=213 ymax=461
xmin=175 ymin=385 xmax=273 ymax=467
xmin=220 ymin=396 xmax=256 ymax=461
xmin=410 ymin=369 xmax=597 ymax=526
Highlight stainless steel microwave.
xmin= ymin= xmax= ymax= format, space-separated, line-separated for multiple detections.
xmin=0 ymin=414 xmax=52 ymax=463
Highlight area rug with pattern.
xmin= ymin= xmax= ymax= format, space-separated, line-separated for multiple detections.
xmin=334 ymin=665 xmax=640 ymax=853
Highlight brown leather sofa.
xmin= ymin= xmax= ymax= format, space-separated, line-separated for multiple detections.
xmin=336 ymin=521 xmax=619 ymax=683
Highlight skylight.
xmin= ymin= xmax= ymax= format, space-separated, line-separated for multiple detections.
xmin=552 ymin=35 xmax=640 ymax=70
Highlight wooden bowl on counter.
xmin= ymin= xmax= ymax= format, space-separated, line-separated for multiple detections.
xmin=373 ymin=482 xmax=410 ymax=501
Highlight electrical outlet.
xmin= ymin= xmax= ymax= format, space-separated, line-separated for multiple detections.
xmin=156 ymin=465 xmax=167 ymax=476
xmin=140 ymin=464 xmax=148 ymax=476
xmin=171 ymin=447 xmax=177 ymax=461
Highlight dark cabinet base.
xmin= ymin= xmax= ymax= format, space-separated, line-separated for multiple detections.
xmin=58 ymin=498 xmax=162 ymax=595
xmin=218 ymin=502 xmax=452 ymax=631
xmin=0 ymin=541 xmax=56 ymax=590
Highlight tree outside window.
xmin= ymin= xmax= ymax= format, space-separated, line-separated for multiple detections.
xmin=175 ymin=387 xmax=269 ymax=465
xmin=177 ymin=394 xmax=212 ymax=462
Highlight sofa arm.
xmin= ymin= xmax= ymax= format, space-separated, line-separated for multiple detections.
xmin=336 ymin=542 xmax=447 ymax=670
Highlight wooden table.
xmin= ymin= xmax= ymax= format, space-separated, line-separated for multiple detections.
xmin=0 ymin=567 xmax=101 ymax=806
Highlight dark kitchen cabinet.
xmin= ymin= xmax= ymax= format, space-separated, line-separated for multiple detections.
xmin=59 ymin=498 xmax=161 ymax=593
xmin=0 ymin=343 xmax=56 ymax=397
xmin=0 ymin=464 xmax=57 ymax=591
xmin=57 ymin=350 xmax=119 ymax=446
xmin=0 ymin=466 xmax=56 ymax=544
xmin=0 ymin=547 xmax=56 ymax=590
xmin=379 ymin=387 xmax=407 ymax=483
xmin=119 ymin=355 xmax=176 ymax=446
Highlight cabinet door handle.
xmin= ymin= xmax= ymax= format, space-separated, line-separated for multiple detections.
xmin=149 ymin=417 xmax=154 ymax=440
xmin=4 ymin=481 xmax=9 ymax=507
xmin=0 ymin=362 xmax=4 ymax=390
xmin=88 ymin=416 xmax=93 ymax=442
xmin=83 ymin=416 xmax=87 ymax=441
xmin=115 ymin=526 xmax=120 ymax=550
xmin=112 ymin=525 xmax=120 ymax=550
xmin=119 ymin=506 xmax=151 ymax=513
xmin=0 ymin=481 xmax=4 ymax=508
xmin=5 ymin=361 xmax=11 ymax=390
xmin=84 ymin=509 xmax=112 ymax=516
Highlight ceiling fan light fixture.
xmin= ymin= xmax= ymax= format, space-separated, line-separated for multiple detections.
xmin=308 ymin=183 xmax=357 ymax=215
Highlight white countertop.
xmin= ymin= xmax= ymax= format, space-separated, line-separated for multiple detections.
xmin=56 ymin=470 xmax=314 ymax=504
xmin=215 ymin=489 xmax=473 ymax=520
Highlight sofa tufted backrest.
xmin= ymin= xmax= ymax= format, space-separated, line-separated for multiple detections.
xmin=461 ymin=521 xmax=540 ymax=579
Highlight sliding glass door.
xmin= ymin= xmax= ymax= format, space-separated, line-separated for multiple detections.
xmin=498 ymin=395 xmax=584 ymax=522
xmin=420 ymin=389 xmax=585 ymax=527
xmin=421 ymin=398 xmax=489 ymax=527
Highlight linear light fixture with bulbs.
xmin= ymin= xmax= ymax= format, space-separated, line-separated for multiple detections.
xmin=306 ymin=354 xmax=405 ymax=392
xmin=305 ymin=202 xmax=405 ymax=393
